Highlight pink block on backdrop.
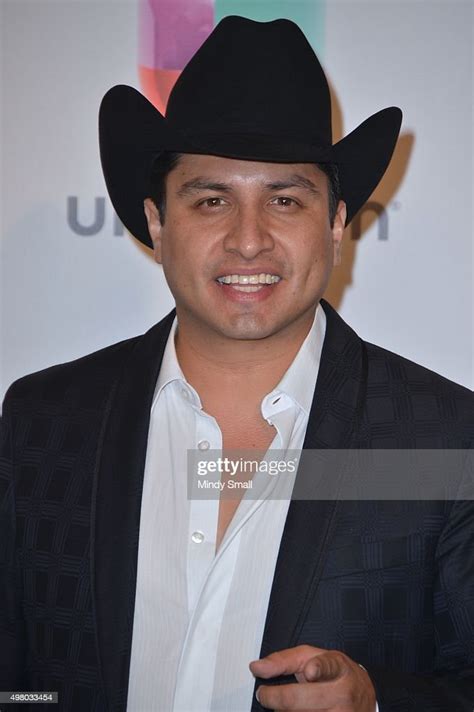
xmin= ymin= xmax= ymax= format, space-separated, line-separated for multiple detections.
xmin=138 ymin=0 xmax=214 ymax=112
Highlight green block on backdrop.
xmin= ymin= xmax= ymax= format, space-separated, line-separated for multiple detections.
xmin=215 ymin=0 xmax=325 ymax=57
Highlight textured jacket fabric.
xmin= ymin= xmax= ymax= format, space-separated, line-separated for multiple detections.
xmin=1 ymin=300 xmax=473 ymax=712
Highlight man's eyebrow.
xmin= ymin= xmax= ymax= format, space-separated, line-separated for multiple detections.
xmin=176 ymin=178 xmax=231 ymax=197
xmin=175 ymin=173 xmax=322 ymax=197
xmin=266 ymin=174 xmax=320 ymax=194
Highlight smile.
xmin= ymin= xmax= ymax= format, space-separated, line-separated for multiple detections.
xmin=216 ymin=273 xmax=281 ymax=292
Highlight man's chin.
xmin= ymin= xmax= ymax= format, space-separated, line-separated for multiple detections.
xmin=212 ymin=315 xmax=289 ymax=342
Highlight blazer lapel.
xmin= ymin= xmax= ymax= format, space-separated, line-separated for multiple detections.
xmin=91 ymin=310 xmax=176 ymax=712
xmin=252 ymin=300 xmax=368 ymax=708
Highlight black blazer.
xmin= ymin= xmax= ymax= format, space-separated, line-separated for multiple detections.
xmin=1 ymin=300 xmax=473 ymax=712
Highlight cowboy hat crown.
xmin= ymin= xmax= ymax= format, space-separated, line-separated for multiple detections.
xmin=99 ymin=15 xmax=402 ymax=247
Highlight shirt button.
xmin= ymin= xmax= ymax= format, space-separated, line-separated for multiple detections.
xmin=198 ymin=440 xmax=210 ymax=450
xmin=181 ymin=388 xmax=190 ymax=400
xmin=191 ymin=531 xmax=205 ymax=544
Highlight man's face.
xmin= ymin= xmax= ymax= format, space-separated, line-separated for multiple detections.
xmin=144 ymin=154 xmax=346 ymax=342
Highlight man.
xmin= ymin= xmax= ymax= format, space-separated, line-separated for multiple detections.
xmin=1 ymin=15 xmax=473 ymax=712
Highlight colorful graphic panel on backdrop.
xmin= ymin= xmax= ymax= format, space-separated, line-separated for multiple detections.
xmin=138 ymin=0 xmax=325 ymax=112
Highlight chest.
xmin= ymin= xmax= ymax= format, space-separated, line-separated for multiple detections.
xmin=221 ymin=417 xmax=277 ymax=451
xmin=215 ymin=418 xmax=277 ymax=550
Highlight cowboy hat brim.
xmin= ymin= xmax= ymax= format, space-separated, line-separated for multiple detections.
xmin=99 ymin=84 xmax=402 ymax=248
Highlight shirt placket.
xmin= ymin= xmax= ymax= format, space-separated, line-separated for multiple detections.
xmin=174 ymin=404 xmax=232 ymax=712
xmin=184 ymin=402 xmax=221 ymax=608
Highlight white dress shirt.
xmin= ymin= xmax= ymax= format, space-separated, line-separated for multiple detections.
xmin=126 ymin=304 xmax=377 ymax=712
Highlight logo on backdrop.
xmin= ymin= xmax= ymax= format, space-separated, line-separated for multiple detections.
xmin=66 ymin=196 xmax=394 ymax=241
xmin=67 ymin=0 xmax=393 ymax=242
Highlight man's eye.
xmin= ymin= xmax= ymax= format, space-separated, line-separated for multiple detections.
xmin=198 ymin=197 xmax=226 ymax=208
xmin=270 ymin=196 xmax=298 ymax=207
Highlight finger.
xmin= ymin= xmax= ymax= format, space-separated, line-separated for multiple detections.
xmin=303 ymin=651 xmax=348 ymax=682
xmin=256 ymin=680 xmax=344 ymax=710
xmin=250 ymin=645 xmax=328 ymax=679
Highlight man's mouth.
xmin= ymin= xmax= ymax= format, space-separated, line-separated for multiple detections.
xmin=216 ymin=273 xmax=281 ymax=293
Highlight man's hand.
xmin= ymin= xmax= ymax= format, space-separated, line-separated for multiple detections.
xmin=249 ymin=645 xmax=376 ymax=711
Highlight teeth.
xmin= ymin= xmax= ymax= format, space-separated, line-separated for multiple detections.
xmin=217 ymin=274 xmax=281 ymax=285
xmin=232 ymin=285 xmax=262 ymax=292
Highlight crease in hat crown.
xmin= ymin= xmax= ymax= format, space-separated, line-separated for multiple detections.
xmin=99 ymin=15 xmax=402 ymax=247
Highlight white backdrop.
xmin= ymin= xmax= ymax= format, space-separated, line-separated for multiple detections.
xmin=1 ymin=0 xmax=472 ymax=403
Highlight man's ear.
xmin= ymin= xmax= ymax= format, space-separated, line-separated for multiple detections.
xmin=332 ymin=200 xmax=346 ymax=266
xmin=144 ymin=198 xmax=163 ymax=263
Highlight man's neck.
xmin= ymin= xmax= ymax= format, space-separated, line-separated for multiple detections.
xmin=174 ymin=308 xmax=317 ymax=412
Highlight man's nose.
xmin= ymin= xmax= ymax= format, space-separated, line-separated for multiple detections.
xmin=222 ymin=206 xmax=275 ymax=259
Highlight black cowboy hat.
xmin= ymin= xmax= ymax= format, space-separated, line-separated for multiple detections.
xmin=99 ymin=15 xmax=402 ymax=248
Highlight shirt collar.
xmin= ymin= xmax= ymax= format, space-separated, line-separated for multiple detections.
xmin=152 ymin=318 xmax=198 ymax=407
xmin=261 ymin=303 xmax=326 ymax=417
xmin=152 ymin=304 xmax=326 ymax=415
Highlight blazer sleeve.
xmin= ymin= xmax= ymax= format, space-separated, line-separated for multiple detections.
xmin=368 ymin=476 xmax=474 ymax=712
xmin=0 ymin=387 xmax=27 ymax=688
